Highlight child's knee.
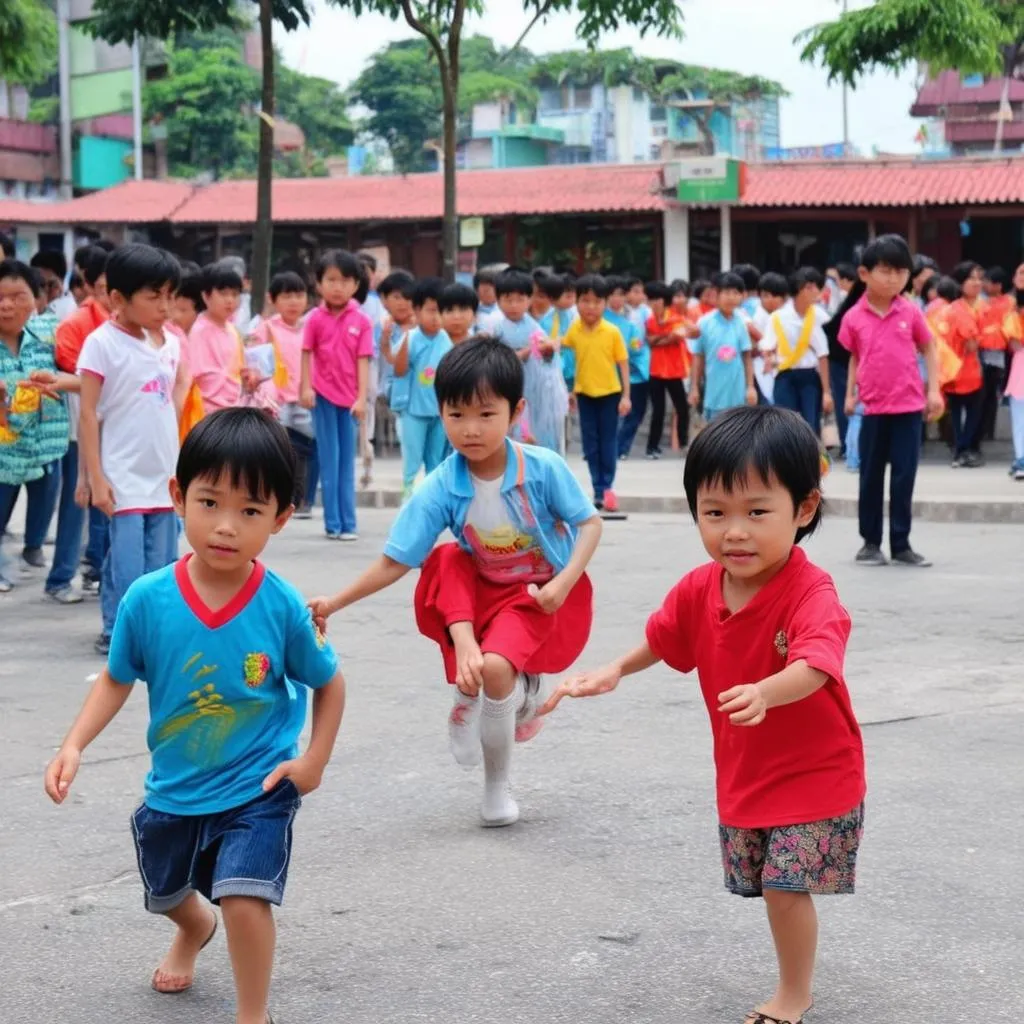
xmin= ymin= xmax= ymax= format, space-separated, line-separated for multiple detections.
xmin=481 ymin=652 xmax=516 ymax=699
xmin=219 ymin=895 xmax=273 ymax=920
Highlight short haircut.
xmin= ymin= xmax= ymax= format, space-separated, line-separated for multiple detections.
xmin=379 ymin=270 xmax=415 ymax=300
xmin=935 ymin=276 xmax=960 ymax=303
xmin=921 ymin=276 xmax=939 ymax=303
xmin=951 ymin=261 xmax=981 ymax=285
xmin=912 ymin=254 xmax=939 ymax=276
xmin=625 ymin=274 xmax=644 ymax=291
xmin=683 ymin=405 xmax=824 ymax=544
xmin=269 ymin=270 xmax=308 ymax=300
xmin=984 ymin=265 xmax=1010 ymax=291
xmin=860 ymin=234 xmax=913 ymax=273
xmin=106 ymin=244 xmax=181 ymax=300
xmin=605 ymin=274 xmax=629 ymax=295
xmin=692 ymin=278 xmax=714 ymax=299
xmin=0 ymin=231 xmax=14 ymax=259
xmin=758 ymin=272 xmax=789 ymax=298
xmin=434 ymin=335 xmax=523 ymax=411
xmin=669 ymin=278 xmax=691 ymax=298
xmin=789 ymin=266 xmax=825 ymax=294
xmin=0 ymin=258 xmax=42 ymax=298
xmin=535 ymin=272 xmax=565 ymax=302
xmin=835 ymin=261 xmax=857 ymax=282
xmin=413 ymin=276 xmax=444 ymax=309
xmin=177 ymin=407 xmax=296 ymax=516
xmin=69 ymin=270 xmax=83 ymax=291
xmin=315 ymin=248 xmax=368 ymax=302
xmin=644 ymin=280 xmax=670 ymax=303
xmin=575 ymin=273 xmax=610 ymax=300
xmin=495 ymin=268 xmax=535 ymax=299
xmin=94 ymin=239 xmax=117 ymax=253
xmin=176 ymin=265 xmax=206 ymax=311
xmin=560 ymin=272 xmax=578 ymax=290
xmin=473 ymin=265 xmax=504 ymax=289
xmin=717 ymin=272 xmax=745 ymax=293
xmin=731 ymin=263 xmax=761 ymax=293
xmin=220 ymin=255 xmax=247 ymax=280
xmin=439 ymin=282 xmax=479 ymax=313
xmin=356 ymin=250 xmax=378 ymax=273
xmin=73 ymin=243 xmax=93 ymax=271
xmin=80 ymin=246 xmax=110 ymax=288
xmin=30 ymin=250 xmax=67 ymax=279
xmin=202 ymin=260 xmax=243 ymax=294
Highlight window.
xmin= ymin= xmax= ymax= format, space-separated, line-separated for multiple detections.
xmin=572 ymin=85 xmax=591 ymax=108
xmin=539 ymin=88 xmax=563 ymax=112
xmin=962 ymin=73 xmax=984 ymax=88
xmin=650 ymin=104 xmax=667 ymax=123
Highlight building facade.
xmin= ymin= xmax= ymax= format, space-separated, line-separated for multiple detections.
xmin=912 ymin=69 xmax=1024 ymax=155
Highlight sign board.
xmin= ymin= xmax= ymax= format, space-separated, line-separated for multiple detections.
xmin=459 ymin=216 xmax=485 ymax=248
xmin=668 ymin=157 xmax=746 ymax=204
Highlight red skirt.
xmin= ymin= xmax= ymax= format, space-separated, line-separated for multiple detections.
xmin=414 ymin=543 xmax=593 ymax=684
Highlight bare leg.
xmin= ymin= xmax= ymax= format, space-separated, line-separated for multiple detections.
xmin=221 ymin=896 xmax=276 ymax=1024
xmin=152 ymin=891 xmax=218 ymax=993
xmin=748 ymin=890 xmax=817 ymax=1023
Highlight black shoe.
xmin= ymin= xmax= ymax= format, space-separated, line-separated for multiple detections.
xmin=22 ymin=546 xmax=46 ymax=568
xmin=645 ymin=450 xmax=660 ymax=460
xmin=94 ymin=633 xmax=111 ymax=656
xmin=963 ymin=451 xmax=985 ymax=468
xmin=855 ymin=544 xmax=887 ymax=566
xmin=891 ymin=548 xmax=932 ymax=568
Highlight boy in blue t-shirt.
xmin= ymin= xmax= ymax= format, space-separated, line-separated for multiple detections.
xmin=311 ymin=338 xmax=602 ymax=829
xmin=606 ymin=275 xmax=650 ymax=458
xmin=46 ymin=408 xmax=346 ymax=1024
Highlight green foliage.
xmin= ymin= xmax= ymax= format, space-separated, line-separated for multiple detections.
xmin=0 ymin=0 xmax=57 ymax=86
xmin=799 ymin=0 xmax=1024 ymax=86
xmin=276 ymin=64 xmax=354 ymax=157
xmin=29 ymin=96 xmax=60 ymax=125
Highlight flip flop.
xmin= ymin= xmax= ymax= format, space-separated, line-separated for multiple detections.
xmin=151 ymin=913 xmax=218 ymax=994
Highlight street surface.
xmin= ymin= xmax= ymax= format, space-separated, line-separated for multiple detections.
xmin=2 ymin=508 xmax=1023 ymax=1023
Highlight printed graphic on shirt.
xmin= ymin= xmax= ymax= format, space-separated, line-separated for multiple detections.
xmin=140 ymin=373 xmax=172 ymax=405
xmin=418 ymin=365 xmax=437 ymax=387
xmin=629 ymin=336 xmax=643 ymax=352
xmin=716 ymin=345 xmax=739 ymax=363
xmin=243 ymin=652 xmax=271 ymax=688
xmin=774 ymin=630 xmax=789 ymax=658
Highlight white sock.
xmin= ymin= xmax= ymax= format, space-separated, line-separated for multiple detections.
xmin=448 ymin=689 xmax=482 ymax=768
xmin=480 ymin=682 xmax=522 ymax=826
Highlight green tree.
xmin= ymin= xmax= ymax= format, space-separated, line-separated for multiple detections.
xmin=799 ymin=0 xmax=1024 ymax=151
xmin=276 ymin=65 xmax=354 ymax=161
xmin=0 ymin=0 xmax=57 ymax=85
xmin=337 ymin=0 xmax=684 ymax=281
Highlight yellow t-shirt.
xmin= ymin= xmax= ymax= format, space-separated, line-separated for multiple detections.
xmin=563 ymin=318 xmax=628 ymax=397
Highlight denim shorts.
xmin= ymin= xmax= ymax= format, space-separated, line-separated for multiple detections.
xmin=130 ymin=780 xmax=302 ymax=913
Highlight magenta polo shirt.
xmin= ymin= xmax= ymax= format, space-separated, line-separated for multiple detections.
xmin=302 ymin=301 xmax=374 ymax=408
xmin=838 ymin=294 xmax=932 ymax=415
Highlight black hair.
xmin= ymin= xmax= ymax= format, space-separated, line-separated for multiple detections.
xmin=439 ymin=282 xmax=479 ymax=313
xmin=176 ymin=265 xmax=206 ymax=311
xmin=495 ymin=268 xmax=535 ymax=299
xmin=789 ymin=266 xmax=825 ymax=295
xmin=177 ymin=407 xmax=296 ymax=516
xmin=69 ymin=270 xmax=84 ymax=291
xmin=202 ymin=260 xmax=243 ymax=295
xmin=605 ymin=274 xmax=629 ymax=295
xmin=717 ymin=272 xmax=745 ymax=293
xmin=534 ymin=272 xmax=565 ymax=302
xmin=692 ymin=278 xmax=715 ymax=299
xmin=758 ymin=272 xmax=788 ymax=298
xmin=859 ymin=234 xmax=913 ymax=273
xmin=731 ymin=263 xmax=761 ymax=293
xmin=106 ymin=244 xmax=181 ymax=300
xmin=574 ymin=273 xmax=610 ymax=300
xmin=984 ymin=265 xmax=1010 ymax=292
xmin=73 ymin=243 xmax=93 ymax=272
xmin=379 ymin=270 xmax=416 ymax=300
xmin=951 ymin=261 xmax=981 ymax=285
xmin=94 ymin=239 xmax=117 ymax=254
xmin=0 ymin=231 xmax=14 ymax=259
xmin=434 ymin=335 xmax=524 ymax=411
xmin=912 ymin=254 xmax=940 ymax=277
xmin=80 ymin=246 xmax=109 ymax=288
xmin=669 ymin=278 xmax=691 ymax=298
xmin=835 ymin=262 xmax=857 ymax=283
xmin=269 ymin=270 xmax=308 ymax=300
xmin=921 ymin=276 xmax=939 ymax=304
xmin=935 ymin=275 xmax=961 ymax=303
xmin=683 ymin=405 xmax=824 ymax=544
xmin=645 ymin=280 xmax=670 ymax=303
xmin=560 ymin=272 xmax=578 ymax=291
xmin=473 ymin=266 xmax=501 ymax=289
xmin=30 ymin=250 xmax=67 ymax=279
xmin=0 ymin=258 xmax=42 ymax=298
xmin=356 ymin=250 xmax=378 ymax=273
xmin=625 ymin=274 xmax=644 ymax=291
xmin=413 ymin=276 xmax=444 ymax=310
xmin=315 ymin=248 xmax=369 ymax=303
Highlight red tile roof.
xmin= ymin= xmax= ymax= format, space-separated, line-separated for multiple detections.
xmin=0 ymin=199 xmax=46 ymax=225
xmin=28 ymin=180 xmax=196 ymax=224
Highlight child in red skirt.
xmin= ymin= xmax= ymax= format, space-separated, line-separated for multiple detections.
xmin=540 ymin=405 xmax=866 ymax=1024
xmin=311 ymin=336 xmax=602 ymax=826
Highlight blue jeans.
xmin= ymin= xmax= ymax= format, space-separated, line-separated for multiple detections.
xmin=304 ymin=437 xmax=319 ymax=507
xmin=578 ymin=392 xmax=621 ymax=501
xmin=617 ymin=380 xmax=649 ymax=457
xmin=399 ymin=413 xmax=448 ymax=489
xmin=313 ymin=396 xmax=356 ymax=534
xmin=845 ymin=403 xmax=864 ymax=470
xmin=23 ymin=459 xmax=61 ymax=551
xmin=774 ymin=368 xmax=823 ymax=436
xmin=45 ymin=442 xmax=86 ymax=591
xmin=830 ymin=360 xmax=849 ymax=451
xmin=84 ymin=506 xmax=110 ymax=576
xmin=100 ymin=510 xmax=178 ymax=638
xmin=858 ymin=411 xmax=922 ymax=554
xmin=947 ymin=390 xmax=982 ymax=458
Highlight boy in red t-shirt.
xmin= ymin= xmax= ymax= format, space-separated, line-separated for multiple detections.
xmin=644 ymin=281 xmax=690 ymax=457
xmin=540 ymin=405 xmax=866 ymax=1024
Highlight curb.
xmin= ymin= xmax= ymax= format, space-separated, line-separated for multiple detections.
xmin=356 ymin=488 xmax=1024 ymax=525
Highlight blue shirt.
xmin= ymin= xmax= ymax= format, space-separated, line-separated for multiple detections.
xmin=362 ymin=291 xmax=385 ymax=357
xmin=690 ymin=311 xmax=752 ymax=413
xmin=605 ymin=309 xmax=648 ymax=383
xmin=108 ymin=558 xmax=338 ymax=816
xmin=493 ymin=313 xmax=542 ymax=351
xmin=540 ymin=308 xmax=576 ymax=381
xmin=402 ymin=327 xmax=452 ymax=418
xmin=383 ymin=438 xmax=597 ymax=574
xmin=387 ymin=327 xmax=413 ymax=412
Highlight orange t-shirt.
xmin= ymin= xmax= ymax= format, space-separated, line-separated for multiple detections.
xmin=977 ymin=294 xmax=1015 ymax=351
xmin=937 ymin=299 xmax=982 ymax=394
xmin=55 ymin=297 xmax=109 ymax=373
xmin=646 ymin=310 xmax=689 ymax=379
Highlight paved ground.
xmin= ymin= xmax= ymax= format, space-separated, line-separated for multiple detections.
xmin=2 ymin=508 xmax=1023 ymax=1024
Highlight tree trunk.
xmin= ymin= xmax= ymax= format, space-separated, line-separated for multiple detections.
xmin=993 ymin=43 xmax=1022 ymax=155
xmin=694 ymin=112 xmax=716 ymax=156
xmin=251 ymin=0 xmax=275 ymax=320
xmin=441 ymin=68 xmax=458 ymax=282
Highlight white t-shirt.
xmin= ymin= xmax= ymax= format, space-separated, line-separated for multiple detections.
xmin=78 ymin=321 xmax=181 ymax=513
xmin=462 ymin=473 xmax=554 ymax=585
xmin=758 ymin=301 xmax=830 ymax=372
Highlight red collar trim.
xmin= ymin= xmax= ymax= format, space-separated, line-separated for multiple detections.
xmin=174 ymin=554 xmax=265 ymax=629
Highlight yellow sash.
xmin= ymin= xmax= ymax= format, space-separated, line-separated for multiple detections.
xmin=772 ymin=307 xmax=816 ymax=373
xmin=260 ymin=323 xmax=291 ymax=390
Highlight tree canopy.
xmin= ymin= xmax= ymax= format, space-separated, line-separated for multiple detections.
xmin=0 ymin=0 xmax=57 ymax=85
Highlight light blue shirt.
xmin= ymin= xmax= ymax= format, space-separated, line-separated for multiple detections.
xmin=605 ymin=309 xmax=648 ymax=383
xmin=540 ymin=308 xmax=576 ymax=381
xmin=108 ymin=559 xmax=338 ymax=816
xmin=401 ymin=327 xmax=452 ymax=418
xmin=362 ymin=291 xmax=385 ymax=357
xmin=493 ymin=313 xmax=542 ymax=350
xmin=690 ymin=310 xmax=751 ymax=413
xmin=383 ymin=438 xmax=597 ymax=573
xmin=387 ymin=327 xmax=412 ymax=412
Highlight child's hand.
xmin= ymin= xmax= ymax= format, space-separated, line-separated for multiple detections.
xmin=822 ymin=390 xmax=835 ymax=416
xmin=688 ymin=388 xmax=701 ymax=409
xmin=527 ymin=579 xmax=568 ymax=615
xmin=240 ymin=368 xmax=260 ymax=394
xmin=300 ymin=387 xmax=316 ymax=410
xmin=351 ymin=398 xmax=365 ymax=423
xmin=262 ymin=753 xmax=325 ymax=797
xmin=22 ymin=370 xmax=62 ymax=401
xmin=90 ymin=475 xmax=116 ymax=518
xmin=844 ymin=395 xmax=857 ymax=417
xmin=307 ymin=595 xmax=336 ymax=626
xmin=74 ymin=477 xmax=91 ymax=510
xmin=538 ymin=663 xmax=622 ymax=716
xmin=745 ymin=386 xmax=758 ymax=407
xmin=44 ymin=746 xmax=82 ymax=804
xmin=717 ymin=683 xmax=767 ymax=726
xmin=618 ymin=396 xmax=632 ymax=417
xmin=926 ymin=388 xmax=945 ymax=421
xmin=454 ymin=641 xmax=484 ymax=697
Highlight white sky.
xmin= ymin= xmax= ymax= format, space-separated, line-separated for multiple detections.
xmin=279 ymin=0 xmax=921 ymax=155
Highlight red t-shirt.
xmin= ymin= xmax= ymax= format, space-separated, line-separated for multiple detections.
xmin=645 ymin=547 xmax=865 ymax=828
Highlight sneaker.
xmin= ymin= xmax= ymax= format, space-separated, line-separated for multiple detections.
xmin=602 ymin=490 xmax=619 ymax=514
xmin=94 ymin=633 xmax=111 ymax=656
xmin=325 ymin=532 xmax=342 ymax=540
xmin=339 ymin=532 xmax=359 ymax=542
xmin=855 ymin=544 xmax=887 ymax=566
xmin=46 ymin=586 xmax=84 ymax=605
xmin=891 ymin=548 xmax=932 ymax=568
xmin=480 ymin=782 xmax=519 ymax=828
xmin=963 ymin=451 xmax=985 ymax=468
xmin=293 ymin=504 xmax=313 ymax=520
xmin=448 ymin=693 xmax=482 ymax=767
xmin=0 ymin=574 xmax=13 ymax=594
xmin=80 ymin=571 xmax=100 ymax=596
xmin=645 ymin=451 xmax=660 ymax=460
xmin=594 ymin=499 xmax=604 ymax=511
xmin=21 ymin=546 xmax=46 ymax=568
xmin=1015 ymin=469 xmax=1024 ymax=481
xmin=515 ymin=673 xmax=546 ymax=744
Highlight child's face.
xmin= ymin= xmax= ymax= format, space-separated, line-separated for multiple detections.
xmin=318 ymin=266 xmax=359 ymax=308
xmin=172 ymin=469 xmax=291 ymax=575
xmin=204 ymin=286 xmax=240 ymax=324
xmin=441 ymin=390 xmax=524 ymax=465
xmin=648 ymin=296 xmax=665 ymax=318
xmin=695 ymin=467 xmax=819 ymax=587
xmin=557 ymin=290 xmax=576 ymax=310
xmin=0 ymin=274 xmax=36 ymax=338
xmin=961 ymin=268 xmax=983 ymax=301
xmin=416 ymin=298 xmax=442 ymax=336
xmin=859 ymin=262 xmax=910 ymax=302
xmin=530 ymin=287 xmax=552 ymax=315
xmin=385 ymin=290 xmax=414 ymax=324
xmin=274 ymin=289 xmax=307 ymax=325
xmin=671 ymin=291 xmax=689 ymax=313
xmin=627 ymin=283 xmax=646 ymax=307
xmin=498 ymin=291 xmax=530 ymax=322
xmin=93 ymin=274 xmax=111 ymax=312
xmin=839 ymin=275 xmax=856 ymax=292
xmin=576 ymin=289 xmax=606 ymax=327
xmin=983 ymin=279 xmax=1002 ymax=299
xmin=171 ymin=295 xmax=198 ymax=334
xmin=760 ymin=291 xmax=785 ymax=314
xmin=608 ymin=288 xmax=627 ymax=314
xmin=441 ymin=304 xmax=475 ymax=342
xmin=114 ymin=282 xmax=174 ymax=332
xmin=795 ymin=282 xmax=821 ymax=307
xmin=477 ymin=282 xmax=497 ymax=307
xmin=699 ymin=287 xmax=717 ymax=307
xmin=718 ymin=287 xmax=742 ymax=316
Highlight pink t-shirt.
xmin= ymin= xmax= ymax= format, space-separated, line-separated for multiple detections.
xmin=838 ymin=294 xmax=931 ymax=415
xmin=254 ymin=314 xmax=304 ymax=404
xmin=188 ymin=313 xmax=242 ymax=413
xmin=1006 ymin=348 xmax=1024 ymax=400
xmin=302 ymin=302 xmax=374 ymax=408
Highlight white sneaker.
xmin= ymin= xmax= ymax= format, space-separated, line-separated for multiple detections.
xmin=515 ymin=673 xmax=545 ymax=743
xmin=480 ymin=782 xmax=519 ymax=828
xmin=448 ymin=693 xmax=482 ymax=767
xmin=46 ymin=586 xmax=84 ymax=605
xmin=339 ymin=533 xmax=359 ymax=542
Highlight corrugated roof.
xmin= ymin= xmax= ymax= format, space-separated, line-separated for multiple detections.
xmin=28 ymin=180 xmax=196 ymax=224
xmin=912 ymin=70 xmax=1024 ymax=114
xmin=0 ymin=199 xmax=47 ymax=225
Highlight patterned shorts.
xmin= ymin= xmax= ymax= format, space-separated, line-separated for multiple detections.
xmin=719 ymin=803 xmax=864 ymax=898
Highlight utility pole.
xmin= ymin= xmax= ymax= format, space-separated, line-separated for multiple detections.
xmin=131 ymin=35 xmax=143 ymax=180
xmin=841 ymin=0 xmax=850 ymax=151
xmin=57 ymin=0 xmax=72 ymax=198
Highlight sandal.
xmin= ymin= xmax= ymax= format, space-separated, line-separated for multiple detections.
xmin=744 ymin=1012 xmax=807 ymax=1024
xmin=151 ymin=913 xmax=218 ymax=994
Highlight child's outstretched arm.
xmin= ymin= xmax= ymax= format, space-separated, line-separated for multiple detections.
xmin=527 ymin=515 xmax=602 ymax=614
xmin=44 ymin=669 xmax=133 ymax=803
xmin=310 ymin=555 xmax=411 ymax=620
xmin=717 ymin=661 xmax=829 ymax=727
xmin=538 ymin=641 xmax=661 ymax=716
